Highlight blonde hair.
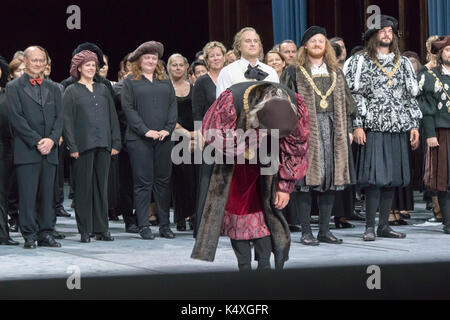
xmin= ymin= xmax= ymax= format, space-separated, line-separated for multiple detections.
xmin=232 ymin=27 xmax=262 ymax=59
xmin=296 ymin=38 xmax=339 ymax=73
xmin=130 ymin=57 xmax=168 ymax=81
xmin=203 ymin=41 xmax=226 ymax=62
xmin=167 ymin=53 xmax=188 ymax=79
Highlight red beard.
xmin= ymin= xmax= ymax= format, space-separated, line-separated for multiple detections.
xmin=308 ymin=48 xmax=325 ymax=59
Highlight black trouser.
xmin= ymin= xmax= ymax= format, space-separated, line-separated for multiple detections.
xmin=283 ymin=195 xmax=300 ymax=225
xmin=73 ymin=148 xmax=111 ymax=235
xmin=7 ymin=168 xmax=18 ymax=221
xmin=16 ymin=159 xmax=56 ymax=241
xmin=53 ymin=144 xmax=65 ymax=223
xmin=230 ymin=236 xmax=272 ymax=271
xmin=365 ymin=186 xmax=395 ymax=229
xmin=127 ymin=138 xmax=172 ymax=229
xmin=118 ymin=149 xmax=136 ymax=226
xmin=0 ymin=153 xmax=13 ymax=240
xmin=296 ymin=190 xmax=336 ymax=235
xmin=437 ymin=191 xmax=450 ymax=226
xmin=333 ymin=188 xmax=355 ymax=219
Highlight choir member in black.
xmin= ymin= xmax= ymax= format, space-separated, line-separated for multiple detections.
xmin=0 ymin=56 xmax=19 ymax=245
xmin=192 ymin=41 xmax=227 ymax=121
xmin=167 ymin=54 xmax=196 ymax=231
xmin=7 ymin=46 xmax=64 ymax=249
xmin=122 ymin=41 xmax=177 ymax=240
xmin=191 ymin=42 xmax=226 ymax=236
xmin=63 ymin=50 xmax=121 ymax=243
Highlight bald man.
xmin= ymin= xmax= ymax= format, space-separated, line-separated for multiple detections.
xmin=6 ymin=46 xmax=64 ymax=249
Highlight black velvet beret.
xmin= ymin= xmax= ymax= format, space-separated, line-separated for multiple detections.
xmin=72 ymin=42 xmax=105 ymax=68
xmin=128 ymin=41 xmax=164 ymax=62
xmin=301 ymin=26 xmax=328 ymax=46
xmin=364 ymin=15 xmax=399 ymax=41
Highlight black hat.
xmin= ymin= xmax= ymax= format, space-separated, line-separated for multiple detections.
xmin=364 ymin=15 xmax=399 ymax=41
xmin=0 ymin=56 xmax=9 ymax=88
xmin=431 ymin=36 xmax=450 ymax=55
xmin=72 ymin=42 xmax=105 ymax=68
xmin=257 ymin=97 xmax=298 ymax=138
xmin=301 ymin=26 xmax=327 ymax=46
xmin=128 ymin=41 xmax=164 ymax=62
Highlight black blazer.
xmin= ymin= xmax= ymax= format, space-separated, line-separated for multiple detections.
xmin=6 ymin=73 xmax=63 ymax=165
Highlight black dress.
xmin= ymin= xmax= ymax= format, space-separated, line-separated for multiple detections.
xmin=192 ymin=74 xmax=217 ymax=121
xmin=172 ymin=85 xmax=197 ymax=223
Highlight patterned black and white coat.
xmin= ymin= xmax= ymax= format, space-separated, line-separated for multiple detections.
xmin=344 ymin=52 xmax=422 ymax=133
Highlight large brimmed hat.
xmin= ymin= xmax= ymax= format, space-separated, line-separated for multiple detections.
xmin=70 ymin=50 xmax=99 ymax=79
xmin=431 ymin=36 xmax=450 ymax=54
xmin=364 ymin=15 xmax=399 ymax=41
xmin=257 ymin=97 xmax=299 ymax=138
xmin=128 ymin=41 xmax=164 ymax=62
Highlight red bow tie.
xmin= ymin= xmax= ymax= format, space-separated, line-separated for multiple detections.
xmin=29 ymin=78 xmax=43 ymax=86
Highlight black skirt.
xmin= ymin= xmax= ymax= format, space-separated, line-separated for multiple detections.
xmin=356 ymin=131 xmax=411 ymax=188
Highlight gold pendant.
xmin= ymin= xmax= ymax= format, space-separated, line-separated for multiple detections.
xmin=320 ymin=99 xmax=328 ymax=109
xmin=244 ymin=148 xmax=255 ymax=160
xmin=388 ymin=80 xmax=394 ymax=87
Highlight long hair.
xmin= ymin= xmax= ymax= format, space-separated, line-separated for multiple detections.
xmin=130 ymin=57 xmax=168 ymax=81
xmin=437 ymin=47 xmax=449 ymax=69
xmin=365 ymin=34 xmax=401 ymax=62
xmin=295 ymin=39 xmax=339 ymax=73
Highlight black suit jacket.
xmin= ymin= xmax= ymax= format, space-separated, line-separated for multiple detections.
xmin=6 ymin=74 xmax=63 ymax=165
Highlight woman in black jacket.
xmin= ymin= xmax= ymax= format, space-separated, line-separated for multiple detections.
xmin=121 ymin=41 xmax=177 ymax=240
xmin=63 ymin=50 xmax=121 ymax=243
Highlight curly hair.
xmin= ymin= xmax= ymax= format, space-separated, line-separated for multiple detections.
xmin=296 ymin=37 xmax=339 ymax=73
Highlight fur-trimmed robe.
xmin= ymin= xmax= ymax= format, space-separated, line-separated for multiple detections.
xmin=191 ymin=82 xmax=309 ymax=269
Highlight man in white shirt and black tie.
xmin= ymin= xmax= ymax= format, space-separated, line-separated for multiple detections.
xmin=216 ymin=27 xmax=279 ymax=98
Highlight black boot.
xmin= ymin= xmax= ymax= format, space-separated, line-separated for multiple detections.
xmin=376 ymin=225 xmax=406 ymax=238
xmin=300 ymin=232 xmax=320 ymax=246
xmin=317 ymin=231 xmax=343 ymax=244
xmin=317 ymin=192 xmax=341 ymax=243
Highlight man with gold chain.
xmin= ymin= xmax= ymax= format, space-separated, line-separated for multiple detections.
xmin=418 ymin=36 xmax=450 ymax=234
xmin=344 ymin=15 xmax=422 ymax=241
xmin=281 ymin=26 xmax=357 ymax=245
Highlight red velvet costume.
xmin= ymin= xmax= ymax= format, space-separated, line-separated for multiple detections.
xmin=202 ymin=89 xmax=309 ymax=240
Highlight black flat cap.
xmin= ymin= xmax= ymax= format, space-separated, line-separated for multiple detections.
xmin=431 ymin=36 xmax=450 ymax=54
xmin=364 ymin=15 xmax=399 ymax=41
xmin=301 ymin=26 xmax=327 ymax=46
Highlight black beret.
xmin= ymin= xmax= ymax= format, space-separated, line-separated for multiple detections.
xmin=364 ymin=15 xmax=399 ymax=41
xmin=301 ymin=26 xmax=327 ymax=46
xmin=0 ymin=56 xmax=9 ymax=88
xmin=431 ymin=36 xmax=450 ymax=55
xmin=128 ymin=41 xmax=164 ymax=62
xmin=72 ymin=42 xmax=105 ymax=68
xmin=257 ymin=97 xmax=298 ymax=138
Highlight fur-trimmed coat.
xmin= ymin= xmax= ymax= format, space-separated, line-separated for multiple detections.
xmin=191 ymin=82 xmax=309 ymax=269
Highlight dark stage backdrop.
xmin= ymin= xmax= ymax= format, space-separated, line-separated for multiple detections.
xmin=2 ymin=0 xmax=210 ymax=82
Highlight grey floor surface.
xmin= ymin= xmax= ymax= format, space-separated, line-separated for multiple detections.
xmin=1 ymin=193 xmax=450 ymax=281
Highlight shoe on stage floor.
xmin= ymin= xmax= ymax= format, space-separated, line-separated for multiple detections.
xmin=317 ymin=231 xmax=343 ymax=244
xmin=376 ymin=225 xmax=406 ymax=239
xmin=362 ymin=227 xmax=376 ymax=241
xmin=38 ymin=235 xmax=62 ymax=247
xmin=0 ymin=237 xmax=20 ymax=246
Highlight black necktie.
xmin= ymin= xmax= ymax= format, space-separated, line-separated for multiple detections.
xmin=244 ymin=64 xmax=269 ymax=81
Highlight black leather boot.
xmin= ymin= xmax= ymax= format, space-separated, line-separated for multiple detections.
xmin=362 ymin=227 xmax=376 ymax=241
xmin=376 ymin=225 xmax=406 ymax=238
xmin=317 ymin=231 xmax=343 ymax=244
xmin=300 ymin=232 xmax=320 ymax=246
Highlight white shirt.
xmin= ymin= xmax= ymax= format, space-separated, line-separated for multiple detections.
xmin=311 ymin=63 xmax=329 ymax=76
xmin=442 ymin=65 xmax=450 ymax=76
xmin=216 ymin=57 xmax=279 ymax=98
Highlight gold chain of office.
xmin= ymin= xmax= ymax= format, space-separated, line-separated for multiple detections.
xmin=371 ymin=56 xmax=401 ymax=87
xmin=299 ymin=66 xmax=337 ymax=109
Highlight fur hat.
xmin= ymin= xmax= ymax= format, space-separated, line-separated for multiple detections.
xmin=72 ymin=42 xmax=105 ymax=68
xmin=70 ymin=50 xmax=99 ymax=79
xmin=301 ymin=26 xmax=327 ymax=46
xmin=128 ymin=41 xmax=164 ymax=62
xmin=364 ymin=15 xmax=399 ymax=41
xmin=0 ymin=56 xmax=9 ymax=88
xmin=257 ymin=97 xmax=298 ymax=138
xmin=431 ymin=36 xmax=450 ymax=55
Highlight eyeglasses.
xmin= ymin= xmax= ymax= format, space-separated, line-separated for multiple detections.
xmin=29 ymin=59 xmax=46 ymax=64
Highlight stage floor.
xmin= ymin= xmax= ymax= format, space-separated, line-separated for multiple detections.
xmin=1 ymin=193 xmax=449 ymax=282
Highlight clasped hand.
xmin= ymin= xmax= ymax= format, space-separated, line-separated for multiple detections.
xmin=145 ymin=130 xmax=170 ymax=141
